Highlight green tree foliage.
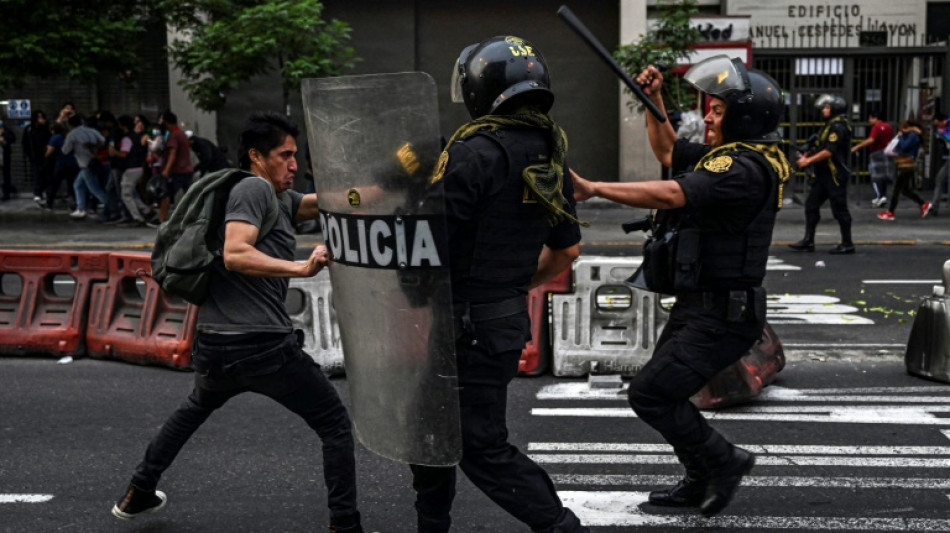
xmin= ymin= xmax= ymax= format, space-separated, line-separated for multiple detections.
xmin=0 ymin=0 xmax=152 ymax=90
xmin=163 ymin=0 xmax=357 ymax=112
xmin=614 ymin=0 xmax=701 ymax=113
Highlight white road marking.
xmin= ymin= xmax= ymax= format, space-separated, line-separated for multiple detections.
xmin=783 ymin=342 xmax=906 ymax=349
xmin=529 ymin=442 xmax=950 ymax=455
xmin=531 ymin=406 xmax=950 ymax=425
xmin=784 ymin=386 xmax=950 ymax=394
xmin=551 ymin=474 xmax=950 ymax=490
xmin=533 ymin=454 xmax=950 ymax=467
xmin=942 ymin=429 xmax=950 ymax=442
xmin=767 ymin=313 xmax=875 ymax=324
xmin=767 ymin=303 xmax=862 ymax=313
xmin=768 ymin=295 xmax=840 ymax=304
xmin=862 ymin=280 xmax=942 ymax=285
xmin=0 ymin=494 xmax=54 ymax=503
xmin=559 ymin=490 xmax=950 ymax=530
xmin=596 ymin=257 xmax=796 ymax=271
xmin=536 ymin=383 xmax=950 ymax=403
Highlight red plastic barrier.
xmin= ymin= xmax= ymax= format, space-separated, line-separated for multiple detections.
xmin=86 ymin=252 xmax=197 ymax=370
xmin=691 ymin=321 xmax=785 ymax=409
xmin=519 ymin=268 xmax=573 ymax=376
xmin=0 ymin=250 xmax=110 ymax=357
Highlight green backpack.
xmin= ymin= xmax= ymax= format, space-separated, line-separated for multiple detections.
xmin=150 ymin=168 xmax=290 ymax=305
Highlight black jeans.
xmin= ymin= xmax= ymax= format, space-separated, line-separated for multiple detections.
xmin=410 ymin=312 xmax=568 ymax=532
xmin=130 ymin=330 xmax=359 ymax=523
xmin=628 ymin=302 xmax=762 ymax=450
xmin=888 ymin=167 xmax=925 ymax=212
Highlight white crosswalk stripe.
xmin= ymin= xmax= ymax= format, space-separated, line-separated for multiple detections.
xmin=0 ymin=494 xmax=53 ymax=503
xmin=533 ymin=384 xmax=950 ymax=530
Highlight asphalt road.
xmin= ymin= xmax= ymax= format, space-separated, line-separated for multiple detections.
xmin=3 ymin=357 xmax=950 ymax=532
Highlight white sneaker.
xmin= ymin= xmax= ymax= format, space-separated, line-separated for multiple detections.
xmin=69 ymin=209 xmax=87 ymax=219
xmin=872 ymin=196 xmax=888 ymax=207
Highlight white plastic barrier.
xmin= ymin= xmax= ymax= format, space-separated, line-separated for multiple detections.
xmin=287 ymin=270 xmax=345 ymax=375
xmin=551 ymin=256 xmax=668 ymax=376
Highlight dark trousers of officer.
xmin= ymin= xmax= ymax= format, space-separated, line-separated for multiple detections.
xmin=410 ymin=312 xmax=572 ymax=532
xmin=628 ymin=301 xmax=762 ymax=454
xmin=803 ymin=175 xmax=853 ymax=245
xmin=130 ymin=331 xmax=360 ymax=525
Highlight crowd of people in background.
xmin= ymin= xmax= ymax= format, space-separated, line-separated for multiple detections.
xmin=17 ymin=103 xmax=231 ymax=227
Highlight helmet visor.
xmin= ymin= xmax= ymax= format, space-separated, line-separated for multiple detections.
xmin=814 ymin=94 xmax=837 ymax=109
xmin=684 ymin=55 xmax=748 ymax=98
xmin=450 ymin=62 xmax=464 ymax=104
xmin=450 ymin=43 xmax=478 ymax=104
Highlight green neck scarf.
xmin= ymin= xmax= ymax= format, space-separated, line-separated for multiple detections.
xmin=695 ymin=142 xmax=791 ymax=209
xmin=442 ymin=109 xmax=588 ymax=227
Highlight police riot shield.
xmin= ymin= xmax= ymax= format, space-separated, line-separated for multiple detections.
xmin=301 ymin=73 xmax=461 ymax=466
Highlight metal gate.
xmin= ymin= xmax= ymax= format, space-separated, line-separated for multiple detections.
xmin=754 ymin=46 xmax=949 ymax=203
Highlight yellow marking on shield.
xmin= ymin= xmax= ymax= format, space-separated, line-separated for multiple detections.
xmin=397 ymin=142 xmax=420 ymax=175
xmin=717 ymin=71 xmax=729 ymax=84
xmin=347 ymin=189 xmax=361 ymax=208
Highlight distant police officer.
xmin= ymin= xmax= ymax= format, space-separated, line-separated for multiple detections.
xmin=572 ymin=56 xmax=790 ymax=517
xmin=410 ymin=35 xmax=587 ymax=533
xmin=789 ymin=94 xmax=855 ymax=254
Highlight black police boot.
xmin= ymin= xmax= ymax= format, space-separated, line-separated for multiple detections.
xmin=328 ymin=512 xmax=364 ymax=533
xmin=417 ymin=511 xmax=451 ymax=533
xmin=648 ymin=449 xmax=707 ymax=507
xmin=787 ymin=238 xmax=815 ymax=252
xmin=829 ymin=243 xmax=856 ymax=254
xmin=532 ymin=508 xmax=590 ymax=533
xmin=691 ymin=431 xmax=755 ymax=517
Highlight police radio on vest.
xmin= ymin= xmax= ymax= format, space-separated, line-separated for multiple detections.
xmin=319 ymin=211 xmax=445 ymax=269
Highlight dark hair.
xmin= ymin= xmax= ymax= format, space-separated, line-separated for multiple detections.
xmin=134 ymin=114 xmax=150 ymax=130
xmin=97 ymin=110 xmax=116 ymax=124
xmin=50 ymin=122 xmax=66 ymax=136
xmin=869 ymin=111 xmax=886 ymax=121
xmin=935 ymin=112 xmax=948 ymax=122
xmin=67 ymin=114 xmax=84 ymax=128
xmin=117 ymin=115 xmax=134 ymax=131
xmin=31 ymin=110 xmax=47 ymax=124
xmin=159 ymin=109 xmax=178 ymax=125
xmin=237 ymin=112 xmax=299 ymax=170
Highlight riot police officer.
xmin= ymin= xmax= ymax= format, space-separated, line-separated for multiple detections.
xmin=572 ymin=55 xmax=790 ymax=517
xmin=789 ymin=94 xmax=856 ymax=254
xmin=409 ymin=36 xmax=587 ymax=533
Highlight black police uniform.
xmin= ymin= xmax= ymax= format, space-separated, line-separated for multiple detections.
xmin=628 ymin=138 xmax=777 ymax=483
xmin=410 ymin=127 xmax=582 ymax=533
xmin=803 ymin=115 xmax=853 ymax=247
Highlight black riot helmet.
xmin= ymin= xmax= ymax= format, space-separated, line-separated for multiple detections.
xmin=814 ymin=93 xmax=848 ymax=116
xmin=451 ymin=35 xmax=554 ymax=119
xmin=684 ymin=55 xmax=785 ymax=143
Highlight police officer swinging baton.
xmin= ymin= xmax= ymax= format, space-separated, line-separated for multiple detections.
xmin=557 ymin=5 xmax=667 ymax=123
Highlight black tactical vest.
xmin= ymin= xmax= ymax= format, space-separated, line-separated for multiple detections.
xmin=662 ymin=149 xmax=780 ymax=291
xmin=450 ymin=129 xmax=555 ymax=300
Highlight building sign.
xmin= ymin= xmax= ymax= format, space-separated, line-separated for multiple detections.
xmin=726 ymin=0 xmax=923 ymax=49
xmin=5 ymin=99 xmax=31 ymax=120
xmin=648 ymin=16 xmax=750 ymax=42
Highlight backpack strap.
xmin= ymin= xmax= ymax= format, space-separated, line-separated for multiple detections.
xmin=257 ymin=189 xmax=294 ymax=243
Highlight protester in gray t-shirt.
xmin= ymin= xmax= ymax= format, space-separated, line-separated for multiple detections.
xmin=112 ymin=112 xmax=367 ymax=533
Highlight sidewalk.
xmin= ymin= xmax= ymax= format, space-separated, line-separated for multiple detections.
xmin=0 ymin=192 xmax=948 ymax=250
